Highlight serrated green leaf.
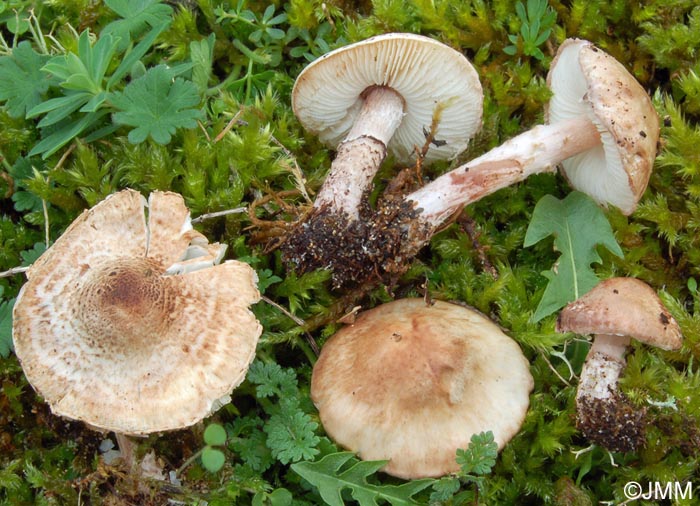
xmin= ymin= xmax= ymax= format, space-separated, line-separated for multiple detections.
xmin=110 ymin=65 xmax=203 ymax=144
xmin=524 ymin=192 xmax=624 ymax=321
xmin=291 ymin=452 xmax=434 ymax=506
xmin=247 ymin=360 xmax=298 ymax=398
xmin=102 ymin=0 xmax=173 ymax=50
xmin=0 ymin=42 xmax=52 ymax=118
xmin=456 ymin=431 xmax=498 ymax=476
xmin=204 ymin=423 xmax=227 ymax=446
xmin=190 ymin=34 xmax=215 ymax=94
xmin=20 ymin=243 xmax=46 ymax=266
xmin=0 ymin=298 xmax=15 ymax=358
xmin=264 ymin=408 xmax=319 ymax=464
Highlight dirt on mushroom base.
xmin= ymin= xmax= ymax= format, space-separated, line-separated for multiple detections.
xmin=280 ymin=197 xmax=432 ymax=288
xmin=576 ymin=390 xmax=647 ymax=452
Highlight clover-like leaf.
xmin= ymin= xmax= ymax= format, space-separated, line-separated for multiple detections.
xmin=109 ymin=65 xmax=204 ymax=144
xmin=0 ymin=42 xmax=52 ymax=118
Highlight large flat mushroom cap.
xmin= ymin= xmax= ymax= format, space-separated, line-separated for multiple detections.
xmin=311 ymin=298 xmax=533 ymax=479
xmin=556 ymin=277 xmax=682 ymax=350
xmin=12 ymin=189 xmax=262 ymax=435
xmin=546 ymin=39 xmax=659 ymax=215
xmin=292 ymin=33 xmax=483 ymax=164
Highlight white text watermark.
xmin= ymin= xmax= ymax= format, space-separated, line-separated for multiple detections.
xmin=624 ymin=481 xmax=693 ymax=501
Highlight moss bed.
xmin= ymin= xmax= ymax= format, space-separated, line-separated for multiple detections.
xmin=1 ymin=0 xmax=699 ymax=505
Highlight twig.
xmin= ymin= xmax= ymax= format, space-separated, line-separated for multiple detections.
xmin=191 ymin=207 xmax=247 ymax=224
xmin=213 ymin=110 xmax=244 ymax=143
xmin=456 ymin=211 xmax=498 ymax=278
xmin=539 ymin=349 xmax=572 ymax=387
xmin=0 ymin=265 xmax=29 ymax=279
xmin=261 ymin=295 xmax=319 ymax=356
xmin=268 ymin=135 xmax=312 ymax=204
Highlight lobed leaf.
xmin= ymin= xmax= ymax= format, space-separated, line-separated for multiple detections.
xmin=0 ymin=42 xmax=52 ymax=118
xmin=524 ymin=192 xmax=623 ymax=321
xmin=291 ymin=452 xmax=434 ymax=506
xmin=109 ymin=65 xmax=204 ymax=144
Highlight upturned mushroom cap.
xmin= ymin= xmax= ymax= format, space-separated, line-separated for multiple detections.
xmin=292 ymin=33 xmax=483 ymax=163
xmin=311 ymin=298 xmax=533 ymax=479
xmin=12 ymin=189 xmax=262 ymax=435
xmin=556 ymin=277 xmax=682 ymax=350
xmin=546 ymin=39 xmax=660 ymax=215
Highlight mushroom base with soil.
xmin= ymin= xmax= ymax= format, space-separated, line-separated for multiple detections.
xmin=281 ymin=196 xmax=429 ymax=287
xmin=576 ymin=392 xmax=647 ymax=453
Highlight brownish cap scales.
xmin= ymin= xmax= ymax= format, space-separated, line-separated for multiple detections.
xmin=311 ymin=298 xmax=533 ymax=479
xmin=12 ymin=189 xmax=262 ymax=435
xmin=556 ymin=277 xmax=682 ymax=350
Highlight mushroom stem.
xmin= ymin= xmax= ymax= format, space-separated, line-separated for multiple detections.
xmin=577 ymin=334 xmax=631 ymax=402
xmin=406 ymin=116 xmax=601 ymax=228
xmin=313 ymin=86 xmax=405 ymax=219
xmin=115 ymin=432 xmax=137 ymax=471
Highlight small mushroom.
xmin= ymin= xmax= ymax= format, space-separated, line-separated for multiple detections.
xmin=556 ymin=278 xmax=682 ymax=451
xmin=12 ymin=189 xmax=262 ymax=438
xmin=311 ymin=298 xmax=533 ymax=479
xmin=293 ymin=33 xmax=483 ymax=219
xmin=405 ymin=38 xmax=659 ymax=230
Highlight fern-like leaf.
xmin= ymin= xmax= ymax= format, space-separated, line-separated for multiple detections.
xmin=291 ymin=452 xmax=434 ymax=506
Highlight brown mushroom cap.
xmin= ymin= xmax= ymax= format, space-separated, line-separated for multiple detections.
xmin=546 ymin=39 xmax=660 ymax=215
xmin=311 ymin=298 xmax=533 ymax=479
xmin=556 ymin=277 xmax=682 ymax=350
xmin=292 ymin=33 xmax=483 ymax=164
xmin=12 ymin=189 xmax=262 ymax=435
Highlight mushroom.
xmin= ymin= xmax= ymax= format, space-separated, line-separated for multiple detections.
xmin=311 ymin=298 xmax=533 ymax=479
xmin=283 ymin=33 xmax=483 ymax=274
xmin=404 ymin=38 xmax=659 ymax=232
xmin=556 ymin=277 xmax=682 ymax=451
xmin=12 ymin=190 xmax=262 ymax=447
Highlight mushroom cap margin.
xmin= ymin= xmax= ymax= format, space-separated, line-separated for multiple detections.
xmin=292 ymin=33 xmax=483 ymax=164
xmin=546 ymin=38 xmax=659 ymax=215
xmin=556 ymin=277 xmax=682 ymax=350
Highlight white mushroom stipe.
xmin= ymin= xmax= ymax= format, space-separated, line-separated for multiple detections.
xmin=557 ymin=277 xmax=682 ymax=451
xmin=293 ymin=33 xmax=483 ymax=219
xmin=403 ymin=38 xmax=659 ymax=231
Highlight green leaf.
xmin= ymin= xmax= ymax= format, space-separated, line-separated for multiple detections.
xmin=110 ymin=65 xmax=204 ymax=144
xmin=0 ymin=298 xmax=15 ymax=358
xmin=247 ymin=360 xmax=298 ymax=398
xmin=201 ymin=446 xmax=226 ymax=473
xmin=0 ymin=42 xmax=52 ymax=118
xmin=190 ymin=34 xmax=215 ymax=94
xmin=107 ymin=22 xmax=168 ymax=88
xmin=524 ymin=192 xmax=624 ymax=321
xmin=29 ymin=110 xmax=109 ymax=158
xmin=102 ymin=0 xmax=173 ymax=50
xmin=204 ymin=423 xmax=227 ymax=446
xmin=264 ymin=406 xmax=320 ymax=464
xmin=291 ymin=452 xmax=434 ymax=506
xmin=455 ymin=431 xmax=498 ymax=476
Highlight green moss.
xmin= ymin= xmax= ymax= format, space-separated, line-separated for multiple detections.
xmin=1 ymin=0 xmax=699 ymax=504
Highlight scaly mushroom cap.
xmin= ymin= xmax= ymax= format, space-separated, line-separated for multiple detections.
xmin=546 ymin=39 xmax=660 ymax=215
xmin=556 ymin=277 xmax=682 ymax=350
xmin=311 ymin=298 xmax=533 ymax=479
xmin=12 ymin=190 xmax=262 ymax=435
xmin=292 ymin=33 xmax=483 ymax=163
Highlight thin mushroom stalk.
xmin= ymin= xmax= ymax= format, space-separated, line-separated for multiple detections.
xmin=312 ymin=86 xmax=404 ymax=219
xmin=281 ymin=33 xmax=483 ymax=283
xmin=556 ymin=278 xmax=683 ymax=452
xmin=405 ymin=116 xmax=602 ymax=229
xmin=303 ymin=38 xmax=660 ymax=288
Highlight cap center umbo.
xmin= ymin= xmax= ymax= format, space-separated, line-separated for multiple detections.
xmin=72 ymin=256 xmax=174 ymax=355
